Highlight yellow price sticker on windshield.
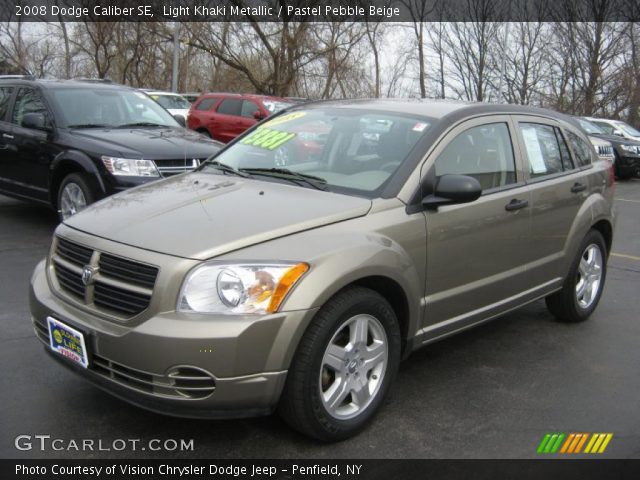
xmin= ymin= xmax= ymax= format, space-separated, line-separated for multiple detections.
xmin=241 ymin=128 xmax=296 ymax=150
xmin=262 ymin=111 xmax=306 ymax=128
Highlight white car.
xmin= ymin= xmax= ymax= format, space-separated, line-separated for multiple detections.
xmin=585 ymin=117 xmax=640 ymax=142
xmin=144 ymin=91 xmax=191 ymax=120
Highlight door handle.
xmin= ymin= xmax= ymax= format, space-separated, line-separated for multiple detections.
xmin=2 ymin=133 xmax=14 ymax=139
xmin=571 ymin=182 xmax=587 ymax=193
xmin=505 ymin=198 xmax=529 ymax=211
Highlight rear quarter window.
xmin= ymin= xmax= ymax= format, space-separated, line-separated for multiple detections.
xmin=566 ymin=131 xmax=594 ymax=167
xmin=0 ymin=86 xmax=14 ymax=121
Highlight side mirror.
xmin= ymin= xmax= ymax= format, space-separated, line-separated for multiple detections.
xmin=422 ymin=174 xmax=482 ymax=209
xmin=173 ymin=114 xmax=186 ymax=127
xmin=253 ymin=111 xmax=266 ymax=120
xmin=22 ymin=112 xmax=49 ymax=131
xmin=613 ymin=129 xmax=624 ymax=137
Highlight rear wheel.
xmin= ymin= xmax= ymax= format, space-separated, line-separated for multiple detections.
xmin=278 ymin=287 xmax=401 ymax=441
xmin=545 ymin=230 xmax=607 ymax=323
xmin=57 ymin=173 xmax=94 ymax=221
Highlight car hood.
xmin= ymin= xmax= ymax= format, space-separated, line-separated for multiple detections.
xmin=591 ymin=133 xmax=640 ymax=147
xmin=64 ymin=173 xmax=372 ymax=260
xmin=68 ymin=126 xmax=221 ymax=159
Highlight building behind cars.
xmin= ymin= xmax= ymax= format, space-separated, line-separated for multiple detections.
xmin=0 ymin=76 xmax=222 ymax=219
xmin=187 ymin=93 xmax=294 ymax=143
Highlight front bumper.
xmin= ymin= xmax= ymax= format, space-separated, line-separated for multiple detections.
xmin=30 ymin=259 xmax=317 ymax=419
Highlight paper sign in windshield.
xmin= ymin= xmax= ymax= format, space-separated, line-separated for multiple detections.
xmin=241 ymin=128 xmax=296 ymax=150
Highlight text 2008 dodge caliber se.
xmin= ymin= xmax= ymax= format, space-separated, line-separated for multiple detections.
xmin=30 ymin=100 xmax=615 ymax=441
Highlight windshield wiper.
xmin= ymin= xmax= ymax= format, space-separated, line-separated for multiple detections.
xmin=239 ymin=168 xmax=329 ymax=191
xmin=116 ymin=122 xmax=167 ymax=128
xmin=67 ymin=123 xmax=113 ymax=129
xmin=202 ymin=160 xmax=251 ymax=178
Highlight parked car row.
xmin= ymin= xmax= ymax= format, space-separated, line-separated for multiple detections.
xmin=574 ymin=116 xmax=640 ymax=179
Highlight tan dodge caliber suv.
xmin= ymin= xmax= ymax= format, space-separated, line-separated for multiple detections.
xmin=30 ymin=100 xmax=615 ymax=441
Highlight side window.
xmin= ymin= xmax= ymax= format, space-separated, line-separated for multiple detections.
xmin=240 ymin=100 xmax=260 ymax=118
xmin=519 ymin=123 xmax=571 ymax=177
xmin=216 ymin=98 xmax=243 ymax=116
xmin=555 ymin=129 xmax=574 ymax=170
xmin=434 ymin=122 xmax=516 ymax=191
xmin=195 ymin=98 xmax=217 ymax=111
xmin=566 ymin=130 xmax=594 ymax=167
xmin=0 ymin=86 xmax=14 ymax=122
xmin=11 ymin=88 xmax=49 ymax=128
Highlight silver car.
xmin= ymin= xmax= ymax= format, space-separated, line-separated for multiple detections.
xmin=30 ymin=100 xmax=615 ymax=441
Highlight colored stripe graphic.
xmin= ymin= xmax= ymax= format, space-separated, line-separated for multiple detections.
xmin=584 ymin=433 xmax=613 ymax=454
xmin=537 ymin=433 xmax=565 ymax=453
xmin=539 ymin=433 xmax=613 ymax=454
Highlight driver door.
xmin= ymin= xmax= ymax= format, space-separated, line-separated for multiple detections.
xmin=421 ymin=116 xmax=533 ymax=333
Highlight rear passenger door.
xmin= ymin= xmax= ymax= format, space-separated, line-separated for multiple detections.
xmin=422 ymin=117 xmax=533 ymax=330
xmin=513 ymin=116 xmax=592 ymax=286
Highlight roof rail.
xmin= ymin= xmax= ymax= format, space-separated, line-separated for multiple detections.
xmin=0 ymin=74 xmax=36 ymax=80
xmin=74 ymin=77 xmax=113 ymax=84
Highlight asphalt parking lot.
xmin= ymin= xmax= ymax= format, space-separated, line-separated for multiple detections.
xmin=1 ymin=180 xmax=639 ymax=459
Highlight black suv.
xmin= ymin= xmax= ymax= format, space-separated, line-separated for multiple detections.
xmin=0 ymin=76 xmax=222 ymax=219
xmin=575 ymin=117 xmax=640 ymax=179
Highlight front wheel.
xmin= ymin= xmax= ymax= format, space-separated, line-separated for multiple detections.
xmin=57 ymin=173 xmax=95 ymax=221
xmin=278 ymin=287 xmax=401 ymax=441
xmin=545 ymin=230 xmax=607 ymax=323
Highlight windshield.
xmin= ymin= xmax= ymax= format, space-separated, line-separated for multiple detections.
xmin=50 ymin=87 xmax=181 ymax=128
xmin=262 ymin=100 xmax=294 ymax=114
xmin=151 ymin=93 xmax=191 ymax=110
xmin=615 ymin=121 xmax=640 ymax=137
xmin=201 ymin=108 xmax=431 ymax=196
xmin=577 ymin=118 xmax=604 ymax=135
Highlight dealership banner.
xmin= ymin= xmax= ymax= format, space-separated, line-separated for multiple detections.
xmin=1 ymin=0 xmax=639 ymax=22
xmin=4 ymin=459 xmax=640 ymax=480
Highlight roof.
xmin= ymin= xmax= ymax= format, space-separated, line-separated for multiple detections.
xmin=301 ymin=98 xmax=571 ymax=123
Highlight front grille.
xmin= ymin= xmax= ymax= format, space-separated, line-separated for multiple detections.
xmin=55 ymin=263 xmax=86 ymax=299
xmin=52 ymin=237 xmax=158 ymax=319
xmin=597 ymin=145 xmax=614 ymax=156
xmin=154 ymin=158 xmax=203 ymax=177
xmin=57 ymin=237 xmax=92 ymax=265
xmin=99 ymin=253 xmax=158 ymax=289
xmin=94 ymin=283 xmax=152 ymax=315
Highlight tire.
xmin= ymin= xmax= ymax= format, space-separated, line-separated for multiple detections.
xmin=198 ymin=129 xmax=212 ymax=138
xmin=278 ymin=286 xmax=401 ymax=441
xmin=57 ymin=173 xmax=95 ymax=221
xmin=545 ymin=230 xmax=607 ymax=323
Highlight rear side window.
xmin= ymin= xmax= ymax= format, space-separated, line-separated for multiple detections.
xmin=240 ymin=100 xmax=260 ymax=118
xmin=0 ymin=86 xmax=14 ymax=121
xmin=195 ymin=98 xmax=217 ymax=111
xmin=217 ymin=98 xmax=243 ymax=116
xmin=566 ymin=131 xmax=594 ymax=167
xmin=11 ymin=88 xmax=49 ymax=128
xmin=434 ymin=122 xmax=517 ymax=191
xmin=519 ymin=123 xmax=574 ymax=177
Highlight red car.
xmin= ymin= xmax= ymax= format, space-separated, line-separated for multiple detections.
xmin=187 ymin=93 xmax=294 ymax=143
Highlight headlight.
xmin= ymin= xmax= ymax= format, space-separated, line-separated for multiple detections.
xmin=619 ymin=144 xmax=639 ymax=155
xmin=101 ymin=156 xmax=160 ymax=177
xmin=178 ymin=263 xmax=309 ymax=315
